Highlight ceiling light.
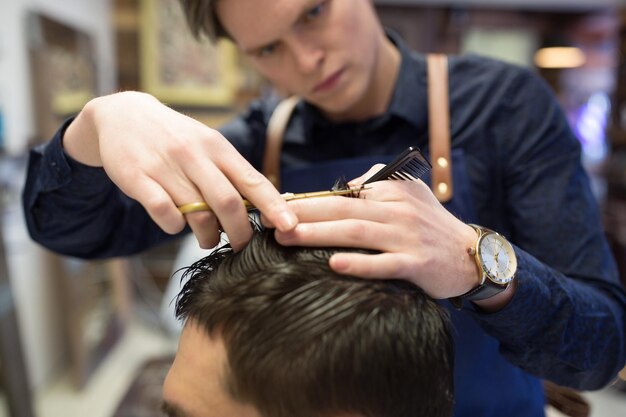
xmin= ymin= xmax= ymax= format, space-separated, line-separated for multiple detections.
xmin=534 ymin=47 xmax=586 ymax=69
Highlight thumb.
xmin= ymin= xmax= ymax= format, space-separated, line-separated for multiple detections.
xmin=348 ymin=163 xmax=386 ymax=187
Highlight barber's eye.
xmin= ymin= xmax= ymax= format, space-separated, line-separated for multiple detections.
xmin=258 ymin=42 xmax=278 ymax=57
xmin=305 ymin=1 xmax=327 ymax=21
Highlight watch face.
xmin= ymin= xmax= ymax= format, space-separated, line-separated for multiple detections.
xmin=477 ymin=233 xmax=517 ymax=284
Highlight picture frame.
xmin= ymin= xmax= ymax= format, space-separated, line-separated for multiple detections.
xmin=139 ymin=0 xmax=239 ymax=107
xmin=27 ymin=13 xmax=98 ymax=143
xmin=461 ymin=27 xmax=538 ymax=68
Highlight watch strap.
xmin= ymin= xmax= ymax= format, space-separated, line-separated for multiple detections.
xmin=449 ymin=280 xmax=509 ymax=309
xmin=460 ymin=280 xmax=508 ymax=301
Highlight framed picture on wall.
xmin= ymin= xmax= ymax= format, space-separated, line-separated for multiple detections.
xmin=140 ymin=0 xmax=239 ymax=107
xmin=462 ymin=27 xmax=539 ymax=68
xmin=27 ymin=13 xmax=98 ymax=143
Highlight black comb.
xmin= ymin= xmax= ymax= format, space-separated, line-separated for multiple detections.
xmin=363 ymin=146 xmax=431 ymax=184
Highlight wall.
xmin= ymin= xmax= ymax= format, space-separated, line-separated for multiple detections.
xmin=0 ymin=0 xmax=115 ymax=390
xmin=0 ymin=0 xmax=116 ymax=154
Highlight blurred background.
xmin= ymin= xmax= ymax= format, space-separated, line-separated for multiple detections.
xmin=0 ymin=0 xmax=626 ymax=416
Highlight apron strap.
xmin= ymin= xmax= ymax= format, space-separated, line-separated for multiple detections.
xmin=427 ymin=54 xmax=453 ymax=203
xmin=263 ymin=54 xmax=454 ymax=203
xmin=263 ymin=95 xmax=300 ymax=190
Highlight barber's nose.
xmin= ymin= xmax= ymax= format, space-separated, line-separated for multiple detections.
xmin=291 ymin=40 xmax=324 ymax=74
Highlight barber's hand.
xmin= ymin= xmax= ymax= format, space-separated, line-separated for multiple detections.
xmin=264 ymin=167 xmax=480 ymax=299
xmin=64 ymin=91 xmax=297 ymax=251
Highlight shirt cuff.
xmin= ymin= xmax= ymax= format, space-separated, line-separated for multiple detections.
xmin=457 ymin=247 xmax=552 ymax=347
xmin=34 ymin=117 xmax=111 ymax=196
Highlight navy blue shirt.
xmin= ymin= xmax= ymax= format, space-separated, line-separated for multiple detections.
xmin=23 ymin=34 xmax=626 ymax=416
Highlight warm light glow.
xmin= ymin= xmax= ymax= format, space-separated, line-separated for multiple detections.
xmin=534 ymin=47 xmax=586 ymax=69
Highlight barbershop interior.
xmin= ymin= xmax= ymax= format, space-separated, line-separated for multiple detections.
xmin=2 ymin=0 xmax=626 ymax=416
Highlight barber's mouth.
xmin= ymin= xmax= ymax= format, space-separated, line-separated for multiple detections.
xmin=313 ymin=68 xmax=345 ymax=93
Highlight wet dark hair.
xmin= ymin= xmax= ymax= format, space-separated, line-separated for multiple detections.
xmin=176 ymin=229 xmax=454 ymax=417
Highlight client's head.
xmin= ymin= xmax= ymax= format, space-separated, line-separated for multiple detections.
xmin=162 ymin=229 xmax=454 ymax=417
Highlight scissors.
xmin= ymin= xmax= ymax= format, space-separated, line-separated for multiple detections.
xmin=177 ymin=186 xmax=368 ymax=214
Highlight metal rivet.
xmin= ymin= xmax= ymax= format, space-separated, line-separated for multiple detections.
xmin=437 ymin=157 xmax=448 ymax=168
xmin=438 ymin=182 xmax=448 ymax=194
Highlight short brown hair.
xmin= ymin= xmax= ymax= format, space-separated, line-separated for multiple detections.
xmin=176 ymin=229 xmax=455 ymax=417
xmin=177 ymin=0 xmax=228 ymax=41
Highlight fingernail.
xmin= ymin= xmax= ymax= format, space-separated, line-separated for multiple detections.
xmin=277 ymin=210 xmax=298 ymax=231
xmin=275 ymin=229 xmax=296 ymax=245
xmin=330 ymin=255 xmax=349 ymax=272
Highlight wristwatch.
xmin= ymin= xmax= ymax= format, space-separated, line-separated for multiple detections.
xmin=450 ymin=224 xmax=517 ymax=308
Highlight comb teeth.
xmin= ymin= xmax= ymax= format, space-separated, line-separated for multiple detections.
xmin=394 ymin=171 xmax=413 ymax=181
xmin=407 ymin=160 xmax=428 ymax=174
xmin=364 ymin=146 xmax=432 ymax=185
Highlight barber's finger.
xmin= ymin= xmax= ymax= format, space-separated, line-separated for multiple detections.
xmin=358 ymin=178 xmax=431 ymax=201
xmin=264 ymin=196 xmax=386 ymax=226
xmin=274 ymin=219 xmax=397 ymax=251
xmin=329 ymin=252 xmax=418 ymax=280
xmin=259 ymin=196 xmax=371 ymax=228
xmin=347 ymin=163 xmax=386 ymax=186
xmin=184 ymin=210 xmax=222 ymax=249
xmin=136 ymin=161 xmax=224 ymax=248
xmin=264 ymin=181 xmax=422 ymax=227
xmin=184 ymin=160 xmax=252 ymax=251
xmin=124 ymin=176 xmax=187 ymax=234
xmin=213 ymin=142 xmax=297 ymax=232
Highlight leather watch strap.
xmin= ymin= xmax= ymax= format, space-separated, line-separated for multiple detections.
xmin=460 ymin=282 xmax=507 ymax=301
xmin=427 ymin=54 xmax=453 ymax=203
xmin=263 ymin=96 xmax=300 ymax=190
xmin=449 ymin=277 xmax=508 ymax=309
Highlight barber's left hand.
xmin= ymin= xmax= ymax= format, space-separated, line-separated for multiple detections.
xmin=264 ymin=177 xmax=480 ymax=300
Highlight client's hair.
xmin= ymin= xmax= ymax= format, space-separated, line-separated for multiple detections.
xmin=176 ymin=229 xmax=454 ymax=417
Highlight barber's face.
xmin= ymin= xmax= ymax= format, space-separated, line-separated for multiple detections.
xmin=162 ymin=322 xmax=261 ymax=417
xmin=216 ymin=0 xmax=388 ymax=119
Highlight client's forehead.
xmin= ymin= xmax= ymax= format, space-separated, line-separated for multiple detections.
xmin=162 ymin=321 xmax=260 ymax=417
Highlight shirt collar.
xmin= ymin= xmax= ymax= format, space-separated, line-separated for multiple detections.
xmin=386 ymin=30 xmax=428 ymax=131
